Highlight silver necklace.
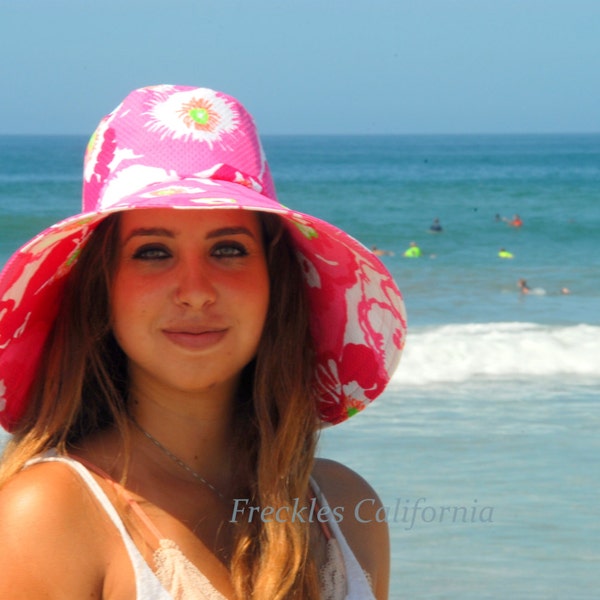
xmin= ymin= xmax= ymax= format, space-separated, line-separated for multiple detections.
xmin=132 ymin=420 xmax=226 ymax=500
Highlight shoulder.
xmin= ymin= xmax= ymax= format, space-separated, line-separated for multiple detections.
xmin=313 ymin=457 xmax=380 ymax=506
xmin=0 ymin=460 xmax=107 ymax=598
xmin=312 ymin=458 xmax=389 ymax=525
xmin=0 ymin=459 xmax=92 ymax=537
xmin=312 ymin=458 xmax=390 ymax=598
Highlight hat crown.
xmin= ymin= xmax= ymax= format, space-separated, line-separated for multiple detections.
xmin=82 ymin=85 xmax=277 ymax=212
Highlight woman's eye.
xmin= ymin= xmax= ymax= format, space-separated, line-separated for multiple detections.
xmin=212 ymin=242 xmax=248 ymax=258
xmin=132 ymin=245 xmax=171 ymax=260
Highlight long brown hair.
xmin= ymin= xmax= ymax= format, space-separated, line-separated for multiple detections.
xmin=0 ymin=210 xmax=321 ymax=598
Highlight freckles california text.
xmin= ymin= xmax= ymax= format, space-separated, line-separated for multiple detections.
xmin=230 ymin=497 xmax=494 ymax=530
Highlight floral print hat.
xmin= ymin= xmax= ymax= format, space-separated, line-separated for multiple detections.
xmin=0 ymin=85 xmax=406 ymax=431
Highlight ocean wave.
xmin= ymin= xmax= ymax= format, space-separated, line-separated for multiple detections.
xmin=392 ymin=322 xmax=600 ymax=386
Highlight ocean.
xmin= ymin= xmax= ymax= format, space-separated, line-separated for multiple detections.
xmin=1 ymin=134 xmax=599 ymax=598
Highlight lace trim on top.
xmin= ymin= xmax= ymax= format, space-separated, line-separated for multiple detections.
xmin=152 ymin=535 xmax=347 ymax=600
xmin=319 ymin=538 xmax=348 ymax=600
xmin=126 ymin=484 xmax=350 ymax=599
xmin=311 ymin=478 xmax=375 ymax=599
xmin=43 ymin=453 xmax=354 ymax=600
xmin=153 ymin=539 xmax=227 ymax=600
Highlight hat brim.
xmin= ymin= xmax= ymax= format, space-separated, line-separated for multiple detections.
xmin=0 ymin=178 xmax=406 ymax=430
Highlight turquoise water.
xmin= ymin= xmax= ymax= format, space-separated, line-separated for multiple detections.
xmin=1 ymin=134 xmax=599 ymax=598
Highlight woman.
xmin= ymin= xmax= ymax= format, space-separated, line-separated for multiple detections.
xmin=0 ymin=85 xmax=406 ymax=599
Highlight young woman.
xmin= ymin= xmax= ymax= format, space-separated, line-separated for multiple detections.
xmin=0 ymin=85 xmax=406 ymax=599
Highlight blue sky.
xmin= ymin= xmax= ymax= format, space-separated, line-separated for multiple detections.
xmin=1 ymin=0 xmax=599 ymax=135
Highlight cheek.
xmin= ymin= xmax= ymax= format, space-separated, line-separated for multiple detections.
xmin=236 ymin=272 xmax=270 ymax=338
xmin=111 ymin=270 xmax=155 ymax=318
xmin=110 ymin=276 xmax=147 ymax=348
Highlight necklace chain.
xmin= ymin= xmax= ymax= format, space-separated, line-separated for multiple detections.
xmin=132 ymin=420 xmax=226 ymax=500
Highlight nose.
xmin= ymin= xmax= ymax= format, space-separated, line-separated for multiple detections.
xmin=173 ymin=258 xmax=217 ymax=309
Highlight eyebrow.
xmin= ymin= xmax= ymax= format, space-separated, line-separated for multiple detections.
xmin=206 ymin=226 xmax=256 ymax=240
xmin=123 ymin=227 xmax=175 ymax=245
xmin=123 ymin=225 xmax=257 ymax=244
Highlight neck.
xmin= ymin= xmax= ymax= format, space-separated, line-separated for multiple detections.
xmin=127 ymin=382 xmax=241 ymax=495
xmin=131 ymin=418 xmax=228 ymax=500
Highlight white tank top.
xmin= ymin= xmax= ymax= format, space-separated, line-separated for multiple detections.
xmin=26 ymin=451 xmax=375 ymax=599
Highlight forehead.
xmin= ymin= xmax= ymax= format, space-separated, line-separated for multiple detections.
xmin=118 ymin=208 xmax=262 ymax=235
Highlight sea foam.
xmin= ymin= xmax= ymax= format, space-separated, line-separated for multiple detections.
xmin=392 ymin=322 xmax=600 ymax=386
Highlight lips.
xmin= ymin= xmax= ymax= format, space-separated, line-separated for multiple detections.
xmin=162 ymin=326 xmax=227 ymax=350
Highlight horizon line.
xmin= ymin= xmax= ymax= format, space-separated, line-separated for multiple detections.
xmin=1 ymin=130 xmax=599 ymax=138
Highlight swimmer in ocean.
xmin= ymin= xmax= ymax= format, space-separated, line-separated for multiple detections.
xmin=429 ymin=218 xmax=443 ymax=233
xmin=518 ymin=278 xmax=530 ymax=294
xmin=403 ymin=241 xmax=422 ymax=258
xmin=371 ymin=245 xmax=394 ymax=256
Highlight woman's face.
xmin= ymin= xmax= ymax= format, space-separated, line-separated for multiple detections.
xmin=111 ymin=208 xmax=270 ymax=401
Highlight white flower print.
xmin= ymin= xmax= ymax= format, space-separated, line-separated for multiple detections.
xmin=146 ymin=88 xmax=239 ymax=147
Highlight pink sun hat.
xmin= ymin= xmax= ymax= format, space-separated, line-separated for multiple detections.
xmin=0 ymin=84 xmax=406 ymax=432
